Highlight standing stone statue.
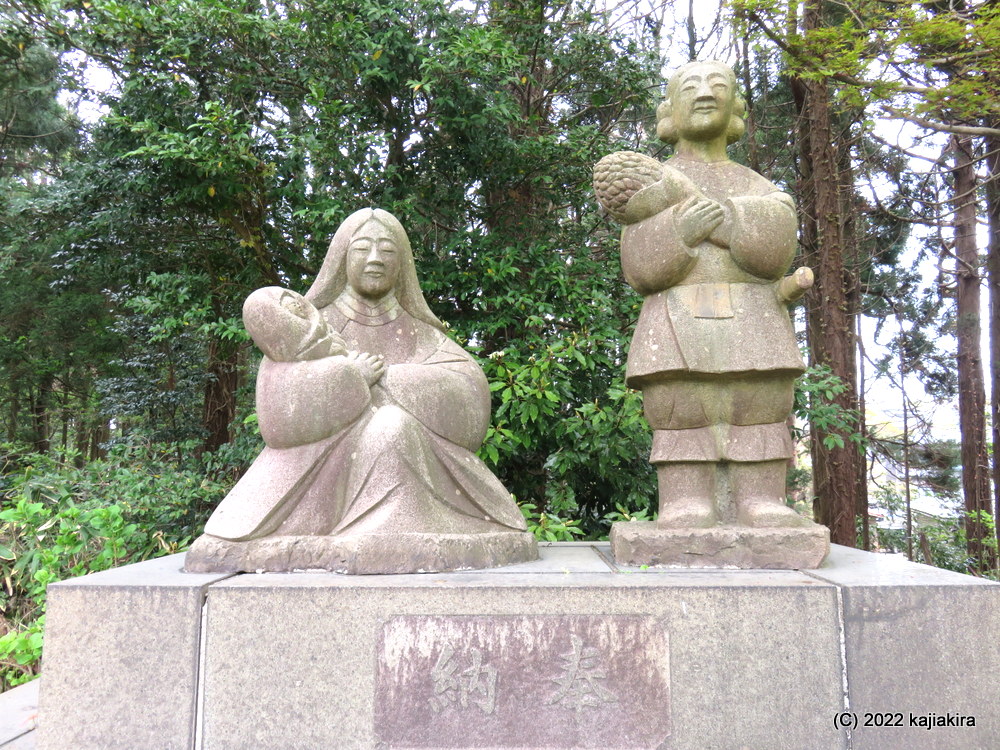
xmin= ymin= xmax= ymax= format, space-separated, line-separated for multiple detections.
xmin=185 ymin=208 xmax=537 ymax=574
xmin=593 ymin=60 xmax=829 ymax=568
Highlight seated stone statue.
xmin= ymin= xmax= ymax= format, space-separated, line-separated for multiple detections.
xmin=185 ymin=208 xmax=537 ymax=574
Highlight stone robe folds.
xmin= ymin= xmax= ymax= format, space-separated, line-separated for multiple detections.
xmin=622 ymin=156 xmax=806 ymax=387
xmin=203 ymin=301 xmax=526 ymax=543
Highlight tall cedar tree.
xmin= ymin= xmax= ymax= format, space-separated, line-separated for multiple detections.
xmin=988 ymin=134 xmax=1000 ymax=557
xmin=953 ymin=134 xmax=993 ymax=570
xmin=791 ymin=0 xmax=866 ymax=546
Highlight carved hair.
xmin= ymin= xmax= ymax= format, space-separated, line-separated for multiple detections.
xmin=306 ymin=207 xmax=445 ymax=331
xmin=655 ymin=60 xmax=746 ymax=146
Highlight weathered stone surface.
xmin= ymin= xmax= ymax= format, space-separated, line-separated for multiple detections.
xmin=594 ymin=60 xmax=828 ymax=568
xmin=184 ymin=530 xmax=537 ymax=574
xmin=189 ymin=208 xmax=535 ymax=573
xmin=36 ymin=554 xmax=231 ymax=750
xmin=375 ymin=615 xmax=670 ymax=748
xmin=453 ymin=540 xmax=617 ymax=574
xmin=200 ymin=548 xmax=842 ymax=749
xmin=610 ymin=521 xmax=830 ymax=569
xmin=35 ymin=544 xmax=1000 ymax=748
xmin=0 ymin=679 xmax=38 ymax=747
xmin=810 ymin=546 xmax=1000 ymax=749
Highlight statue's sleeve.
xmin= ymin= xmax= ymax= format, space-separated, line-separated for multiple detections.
xmin=257 ymin=356 xmax=371 ymax=449
xmin=620 ymin=208 xmax=699 ymax=295
xmin=378 ymin=339 xmax=490 ymax=451
xmin=726 ymin=191 xmax=798 ymax=280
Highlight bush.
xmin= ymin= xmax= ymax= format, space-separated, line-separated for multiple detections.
xmin=0 ymin=444 xmax=227 ymax=690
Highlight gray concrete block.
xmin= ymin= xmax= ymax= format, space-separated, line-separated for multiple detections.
xmin=35 ymin=543 xmax=1000 ymax=749
xmin=451 ymin=541 xmax=615 ymax=574
xmin=1 ymin=732 xmax=36 ymax=749
xmin=36 ymin=554 xmax=231 ymax=750
xmin=0 ymin=680 xmax=37 ymax=745
xmin=200 ymin=559 xmax=844 ymax=749
xmin=808 ymin=546 xmax=1000 ymax=749
xmin=610 ymin=520 xmax=830 ymax=569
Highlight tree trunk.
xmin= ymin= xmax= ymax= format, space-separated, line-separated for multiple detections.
xmin=7 ymin=384 xmax=18 ymax=442
xmin=738 ymin=31 xmax=761 ymax=175
xmin=793 ymin=0 xmax=864 ymax=547
xmin=857 ymin=314 xmax=870 ymax=550
xmin=952 ymin=134 xmax=993 ymax=572
xmin=987 ymin=133 xmax=1000 ymax=558
xmin=74 ymin=408 xmax=89 ymax=468
xmin=202 ymin=338 xmax=239 ymax=454
xmin=30 ymin=377 xmax=53 ymax=454
xmin=838 ymin=138 xmax=869 ymax=530
xmin=89 ymin=421 xmax=109 ymax=462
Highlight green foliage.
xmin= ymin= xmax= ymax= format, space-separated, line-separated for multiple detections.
xmin=736 ymin=0 xmax=1000 ymax=129
xmin=519 ymin=503 xmax=585 ymax=542
xmin=868 ymin=483 xmax=999 ymax=579
xmin=0 ymin=178 xmax=123 ymax=453
xmin=479 ymin=332 xmax=655 ymax=537
xmin=874 ymin=512 xmax=997 ymax=580
xmin=0 ymin=445 xmax=226 ymax=689
xmin=600 ymin=502 xmax=653 ymax=541
xmin=0 ymin=12 xmax=77 ymax=177
xmin=794 ymin=365 xmax=866 ymax=452
xmin=0 ymin=0 xmax=661 ymax=488
xmin=0 ymin=618 xmax=44 ymax=688
xmin=964 ymin=510 xmax=999 ymax=581
xmin=0 ymin=5 xmax=671 ymax=689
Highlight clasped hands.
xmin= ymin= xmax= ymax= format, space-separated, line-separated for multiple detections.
xmin=674 ymin=195 xmax=732 ymax=249
xmin=346 ymin=351 xmax=385 ymax=386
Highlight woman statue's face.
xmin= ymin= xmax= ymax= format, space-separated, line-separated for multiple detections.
xmin=346 ymin=219 xmax=402 ymax=300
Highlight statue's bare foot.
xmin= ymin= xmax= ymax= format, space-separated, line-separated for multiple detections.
xmin=657 ymin=500 xmax=717 ymax=529
xmin=737 ymin=500 xmax=804 ymax=528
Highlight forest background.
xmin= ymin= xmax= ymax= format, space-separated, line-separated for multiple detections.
xmin=3 ymin=0 xmax=1000 ymax=689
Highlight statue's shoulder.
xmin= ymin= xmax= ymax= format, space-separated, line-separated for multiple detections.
xmin=400 ymin=312 xmax=476 ymax=366
xmin=722 ymin=161 xmax=785 ymax=197
xmin=431 ymin=326 xmax=477 ymax=362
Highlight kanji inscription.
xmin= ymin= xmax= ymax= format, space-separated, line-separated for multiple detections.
xmin=546 ymin=634 xmax=619 ymax=712
xmin=375 ymin=615 xmax=670 ymax=748
xmin=428 ymin=645 xmax=498 ymax=715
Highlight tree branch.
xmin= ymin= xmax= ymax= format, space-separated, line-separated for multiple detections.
xmin=882 ymin=108 xmax=1000 ymax=139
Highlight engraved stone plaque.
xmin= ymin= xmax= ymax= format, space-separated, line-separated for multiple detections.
xmin=375 ymin=615 xmax=670 ymax=748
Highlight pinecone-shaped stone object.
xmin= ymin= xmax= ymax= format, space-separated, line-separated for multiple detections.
xmin=593 ymin=151 xmax=664 ymax=223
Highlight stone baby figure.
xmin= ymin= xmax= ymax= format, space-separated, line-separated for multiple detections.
xmin=186 ymin=208 xmax=536 ymax=574
xmin=243 ymin=287 xmax=350 ymax=361
xmin=242 ymin=286 xmax=386 ymax=417
xmin=594 ymin=60 xmax=828 ymax=567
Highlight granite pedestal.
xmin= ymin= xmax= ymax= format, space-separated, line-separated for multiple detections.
xmin=610 ymin=521 xmax=830 ymax=569
xmin=37 ymin=544 xmax=1000 ymax=749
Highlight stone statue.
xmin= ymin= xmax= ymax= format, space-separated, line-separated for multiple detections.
xmin=185 ymin=208 xmax=537 ymax=574
xmin=593 ymin=60 xmax=829 ymax=568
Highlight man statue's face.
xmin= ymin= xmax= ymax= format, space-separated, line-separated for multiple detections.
xmin=672 ymin=64 xmax=734 ymax=143
xmin=346 ymin=220 xmax=402 ymax=300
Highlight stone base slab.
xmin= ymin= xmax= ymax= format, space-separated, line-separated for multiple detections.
xmin=183 ymin=530 xmax=538 ymax=574
xmin=37 ymin=544 xmax=1000 ymax=749
xmin=610 ymin=520 xmax=830 ymax=569
xmin=0 ymin=679 xmax=38 ymax=747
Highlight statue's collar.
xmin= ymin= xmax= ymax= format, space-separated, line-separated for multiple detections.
xmin=671 ymin=153 xmax=732 ymax=166
xmin=334 ymin=289 xmax=402 ymax=326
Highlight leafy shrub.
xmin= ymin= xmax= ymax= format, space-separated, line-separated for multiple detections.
xmin=519 ymin=502 xmax=585 ymax=542
xmin=0 ymin=444 xmax=227 ymax=689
